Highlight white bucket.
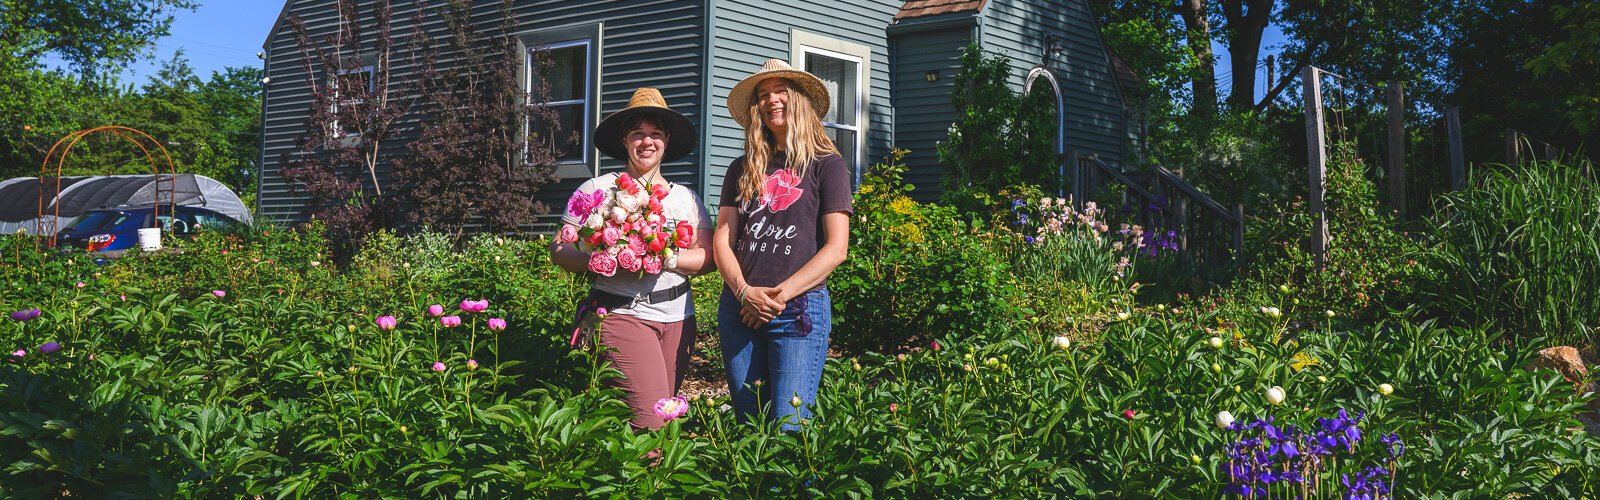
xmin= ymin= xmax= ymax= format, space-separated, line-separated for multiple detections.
xmin=137 ymin=228 xmax=162 ymax=251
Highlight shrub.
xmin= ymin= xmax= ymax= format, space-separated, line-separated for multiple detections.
xmin=829 ymin=150 xmax=1014 ymax=355
xmin=1426 ymin=156 xmax=1600 ymax=346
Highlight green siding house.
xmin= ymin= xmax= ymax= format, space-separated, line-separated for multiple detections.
xmin=257 ymin=0 xmax=1129 ymax=223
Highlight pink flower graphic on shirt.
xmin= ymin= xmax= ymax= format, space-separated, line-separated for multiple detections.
xmin=760 ymin=169 xmax=805 ymax=212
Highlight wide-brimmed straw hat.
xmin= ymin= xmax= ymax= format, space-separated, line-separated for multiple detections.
xmin=726 ymin=58 xmax=831 ymax=129
xmin=593 ymin=87 xmax=698 ymax=163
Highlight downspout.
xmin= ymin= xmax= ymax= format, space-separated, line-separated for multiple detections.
xmin=699 ymin=0 xmax=716 ymax=208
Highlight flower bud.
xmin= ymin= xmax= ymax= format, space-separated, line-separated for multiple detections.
xmin=1191 ymin=454 xmax=1203 ymax=465
xmin=1123 ymin=409 xmax=1136 ymax=420
xmin=1265 ymin=386 xmax=1286 ymax=405
xmin=1325 ymin=310 xmax=1336 ymax=318
xmin=790 ymin=396 xmax=802 ymax=408
xmin=467 ymin=359 xmax=479 ymax=370
xmin=984 ymin=357 xmax=999 ymax=368
xmin=852 ymin=360 xmax=862 ymax=371
xmin=1278 ymin=285 xmax=1290 ymax=294
xmin=1210 ymin=363 xmax=1222 ymax=373
xmin=962 ymin=363 xmax=973 ymax=372
xmin=1208 ymin=336 xmax=1223 ymax=349
xmin=897 ymin=353 xmax=907 ymax=362
xmin=1378 ymin=383 xmax=1394 ymax=396
xmin=1053 ymin=336 xmax=1072 ymax=350
xmin=1215 ymin=410 xmax=1235 ymax=429
xmin=1317 ymin=375 xmax=1328 ymax=383
xmin=1115 ymin=311 xmax=1130 ymax=321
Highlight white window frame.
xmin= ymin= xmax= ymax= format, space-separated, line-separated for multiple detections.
xmin=792 ymin=30 xmax=871 ymax=186
xmin=329 ymin=64 xmax=374 ymax=143
xmin=519 ymin=24 xmax=602 ymax=179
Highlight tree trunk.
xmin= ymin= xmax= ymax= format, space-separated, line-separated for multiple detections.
xmin=1178 ymin=0 xmax=1217 ymax=118
xmin=1223 ymin=0 xmax=1274 ymax=111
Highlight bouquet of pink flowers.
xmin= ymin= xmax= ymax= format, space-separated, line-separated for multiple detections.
xmin=558 ymin=172 xmax=695 ymax=276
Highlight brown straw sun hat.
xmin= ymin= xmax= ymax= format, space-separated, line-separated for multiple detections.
xmin=593 ymin=87 xmax=699 ymax=162
xmin=726 ymin=58 xmax=831 ymax=129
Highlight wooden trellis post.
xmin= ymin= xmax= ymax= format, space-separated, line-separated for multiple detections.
xmin=1303 ymin=67 xmax=1329 ymax=269
xmin=1447 ymin=107 xmax=1465 ymax=190
xmin=1387 ymin=82 xmax=1406 ymax=218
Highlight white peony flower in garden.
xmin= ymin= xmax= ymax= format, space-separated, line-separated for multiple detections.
xmin=1053 ymin=336 xmax=1072 ymax=350
xmin=1260 ymin=306 xmax=1282 ymax=318
xmin=1215 ymin=410 xmax=1235 ymax=429
xmin=1265 ymin=386 xmax=1286 ymax=405
xmin=1208 ymin=336 xmax=1224 ymax=349
xmin=1378 ymin=383 xmax=1394 ymax=396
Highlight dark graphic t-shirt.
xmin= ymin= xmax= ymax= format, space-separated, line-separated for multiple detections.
xmin=719 ymin=152 xmax=853 ymax=291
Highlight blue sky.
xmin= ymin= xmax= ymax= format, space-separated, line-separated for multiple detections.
xmin=47 ymin=2 xmax=281 ymax=83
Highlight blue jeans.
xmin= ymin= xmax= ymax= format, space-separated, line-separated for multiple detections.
xmin=719 ymin=287 xmax=832 ymax=431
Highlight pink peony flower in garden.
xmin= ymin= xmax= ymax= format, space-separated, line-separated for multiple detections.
xmin=375 ymin=316 xmax=398 ymax=330
xmin=588 ymin=251 xmax=619 ymax=277
xmin=596 ymin=307 xmax=609 ymax=317
xmin=889 ymin=403 xmax=898 ymax=413
xmin=440 ymin=316 xmax=461 ymax=328
xmin=642 ymin=255 xmax=663 ymax=274
xmin=931 ymin=340 xmax=942 ymax=351
xmin=11 ymin=349 xmax=24 ymax=357
xmin=75 ymin=282 xmax=85 ymax=288
xmin=459 ymin=299 xmax=489 ymax=313
xmin=1124 ymin=410 xmax=1137 ymax=419
xmin=38 ymin=342 xmax=60 ymax=354
xmin=431 ymin=361 xmax=446 ymax=373
xmin=487 ymin=317 xmax=507 ymax=331
xmin=9 ymin=308 xmax=41 ymax=321
xmin=601 ymin=226 xmax=622 ymax=246
xmin=212 ymin=290 xmax=226 ymax=298
xmin=558 ymin=225 xmax=579 ymax=243
xmin=654 ymin=396 xmax=688 ymax=421
xmin=427 ymin=304 xmax=445 ymax=317
xmin=466 ymin=359 xmax=479 ymax=370
xmin=617 ymin=248 xmax=643 ymax=273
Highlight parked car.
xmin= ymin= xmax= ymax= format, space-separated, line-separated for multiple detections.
xmin=56 ymin=206 xmax=244 ymax=253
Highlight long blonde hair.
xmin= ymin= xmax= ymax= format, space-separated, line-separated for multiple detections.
xmin=737 ymin=78 xmax=838 ymax=202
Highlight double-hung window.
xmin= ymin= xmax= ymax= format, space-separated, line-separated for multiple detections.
xmin=329 ymin=64 xmax=374 ymax=143
xmin=793 ymin=31 xmax=871 ymax=186
xmin=521 ymin=24 xmax=601 ymax=178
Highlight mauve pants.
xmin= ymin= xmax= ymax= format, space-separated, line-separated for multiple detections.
xmin=596 ymin=313 xmax=696 ymax=430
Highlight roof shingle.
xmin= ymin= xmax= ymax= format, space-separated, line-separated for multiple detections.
xmin=894 ymin=0 xmax=988 ymax=21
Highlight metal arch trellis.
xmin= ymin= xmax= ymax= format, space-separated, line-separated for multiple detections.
xmin=35 ymin=126 xmax=178 ymax=249
xmin=1023 ymin=64 xmax=1069 ymax=202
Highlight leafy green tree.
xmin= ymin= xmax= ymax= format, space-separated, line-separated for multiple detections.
xmin=0 ymin=0 xmax=196 ymax=74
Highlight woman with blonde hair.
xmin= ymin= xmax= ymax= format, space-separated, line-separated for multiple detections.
xmin=714 ymin=59 xmax=852 ymax=430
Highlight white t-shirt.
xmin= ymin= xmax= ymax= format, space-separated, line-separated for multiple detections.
xmin=559 ymin=173 xmax=711 ymax=323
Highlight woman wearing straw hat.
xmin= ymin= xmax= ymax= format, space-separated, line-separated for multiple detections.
xmin=551 ymin=87 xmax=714 ymax=430
xmin=714 ymin=59 xmax=853 ymax=430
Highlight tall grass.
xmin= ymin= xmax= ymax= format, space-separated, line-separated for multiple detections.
xmin=1428 ymin=156 xmax=1600 ymax=346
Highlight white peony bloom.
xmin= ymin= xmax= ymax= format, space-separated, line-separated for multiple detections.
xmin=1215 ymin=410 xmax=1235 ymax=429
xmin=1378 ymin=383 xmax=1394 ymax=396
xmin=1208 ymin=336 xmax=1224 ymax=349
xmin=1053 ymin=336 xmax=1072 ymax=350
xmin=1265 ymin=386 xmax=1286 ymax=405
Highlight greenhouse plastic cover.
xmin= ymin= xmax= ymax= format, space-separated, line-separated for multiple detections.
xmin=0 ymin=174 xmax=253 ymax=234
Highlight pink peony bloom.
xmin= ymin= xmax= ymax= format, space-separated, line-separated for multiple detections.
xmin=1123 ymin=410 xmax=1137 ymax=420
xmin=617 ymin=248 xmax=643 ymax=273
xmin=649 ymin=233 xmax=668 ymax=253
xmin=648 ymin=197 xmax=663 ymax=214
xmin=601 ymin=226 xmax=622 ymax=246
xmin=431 ymin=361 xmax=446 ymax=373
xmin=931 ymin=340 xmax=942 ymax=351
xmin=427 ymin=304 xmax=445 ymax=317
xmin=642 ymin=255 xmax=663 ymax=274
xmin=459 ymin=299 xmax=489 ymax=313
xmin=650 ymin=183 xmax=670 ymax=200
xmin=375 ymin=315 xmax=397 ymax=330
xmin=588 ymin=251 xmax=618 ymax=277
xmin=466 ymin=359 xmax=479 ymax=370
xmin=596 ymin=307 xmax=609 ymax=317
xmin=626 ymin=234 xmax=646 ymax=255
xmin=558 ymin=225 xmax=580 ymax=243
xmin=11 ymin=349 xmax=24 ymax=358
xmin=653 ymin=396 xmax=688 ymax=421
xmin=889 ymin=403 xmax=898 ymax=413
xmin=75 ymin=281 xmax=85 ymax=288
xmin=487 ymin=317 xmax=507 ymax=331
xmin=440 ymin=316 xmax=462 ymax=328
